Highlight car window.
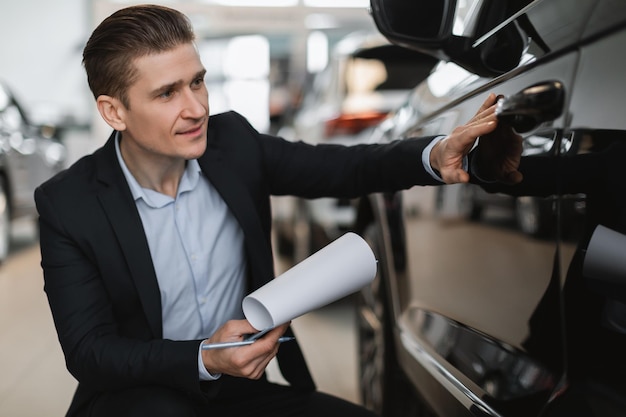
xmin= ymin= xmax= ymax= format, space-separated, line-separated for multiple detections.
xmin=498 ymin=0 xmax=595 ymax=64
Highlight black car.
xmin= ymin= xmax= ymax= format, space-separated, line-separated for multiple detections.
xmin=352 ymin=1 xmax=626 ymax=416
xmin=0 ymin=80 xmax=66 ymax=262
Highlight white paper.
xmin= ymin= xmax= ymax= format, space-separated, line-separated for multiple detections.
xmin=242 ymin=232 xmax=377 ymax=330
xmin=583 ymin=224 xmax=626 ymax=284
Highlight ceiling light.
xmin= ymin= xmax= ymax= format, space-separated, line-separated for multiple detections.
xmin=208 ymin=0 xmax=298 ymax=6
xmin=303 ymin=0 xmax=369 ymax=7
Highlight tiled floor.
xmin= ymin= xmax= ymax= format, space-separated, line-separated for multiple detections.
xmin=0 ymin=219 xmax=360 ymax=416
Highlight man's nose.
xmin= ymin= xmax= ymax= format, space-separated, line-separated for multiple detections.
xmin=181 ymin=89 xmax=206 ymax=118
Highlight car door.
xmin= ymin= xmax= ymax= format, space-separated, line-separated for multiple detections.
xmin=384 ymin=0 xmax=606 ymax=415
xmin=552 ymin=13 xmax=626 ymax=412
xmin=397 ymin=59 xmax=575 ymax=417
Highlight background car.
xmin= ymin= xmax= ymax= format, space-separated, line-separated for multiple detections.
xmin=348 ymin=1 xmax=626 ymax=416
xmin=273 ymin=31 xmax=437 ymax=263
xmin=0 ymin=80 xmax=66 ymax=262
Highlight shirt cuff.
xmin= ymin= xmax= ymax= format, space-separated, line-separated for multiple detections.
xmin=422 ymin=135 xmax=469 ymax=182
xmin=198 ymin=342 xmax=222 ymax=381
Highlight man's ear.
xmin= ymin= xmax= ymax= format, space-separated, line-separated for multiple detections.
xmin=96 ymin=95 xmax=127 ymax=131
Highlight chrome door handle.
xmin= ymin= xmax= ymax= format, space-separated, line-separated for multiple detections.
xmin=496 ymin=80 xmax=565 ymax=133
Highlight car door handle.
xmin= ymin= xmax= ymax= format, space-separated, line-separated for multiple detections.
xmin=495 ymin=80 xmax=565 ymax=133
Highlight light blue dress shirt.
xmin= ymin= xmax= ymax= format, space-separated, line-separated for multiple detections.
xmin=115 ymin=135 xmax=245 ymax=380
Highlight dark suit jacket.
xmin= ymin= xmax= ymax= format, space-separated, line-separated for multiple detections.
xmin=35 ymin=111 xmax=440 ymax=416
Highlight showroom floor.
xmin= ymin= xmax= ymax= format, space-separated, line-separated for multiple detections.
xmin=0 ymin=219 xmax=360 ymax=416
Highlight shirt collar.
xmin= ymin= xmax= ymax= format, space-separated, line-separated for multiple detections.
xmin=114 ymin=132 xmax=202 ymax=208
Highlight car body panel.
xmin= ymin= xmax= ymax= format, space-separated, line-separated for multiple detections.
xmin=400 ymin=52 xmax=577 ymax=355
xmin=358 ymin=0 xmax=626 ymax=415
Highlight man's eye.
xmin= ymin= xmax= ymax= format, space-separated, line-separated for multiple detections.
xmin=192 ymin=78 xmax=205 ymax=87
xmin=159 ymin=90 xmax=173 ymax=99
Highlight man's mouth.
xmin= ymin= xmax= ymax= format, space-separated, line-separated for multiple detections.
xmin=179 ymin=121 xmax=206 ymax=136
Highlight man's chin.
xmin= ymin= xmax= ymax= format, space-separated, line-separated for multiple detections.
xmin=186 ymin=140 xmax=208 ymax=160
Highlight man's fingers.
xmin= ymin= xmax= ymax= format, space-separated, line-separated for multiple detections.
xmin=450 ymin=169 xmax=470 ymax=184
xmin=482 ymin=93 xmax=498 ymax=109
xmin=455 ymin=120 xmax=497 ymax=148
xmin=439 ymin=167 xmax=470 ymax=184
xmin=474 ymin=93 xmax=498 ymax=117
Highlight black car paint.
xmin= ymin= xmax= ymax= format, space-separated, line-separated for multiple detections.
xmin=356 ymin=1 xmax=626 ymax=416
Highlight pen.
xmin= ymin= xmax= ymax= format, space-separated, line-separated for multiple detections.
xmin=201 ymin=336 xmax=296 ymax=350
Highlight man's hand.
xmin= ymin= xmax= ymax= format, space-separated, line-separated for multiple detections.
xmin=472 ymin=97 xmax=524 ymax=184
xmin=201 ymin=320 xmax=289 ymax=379
xmin=430 ymin=93 xmax=500 ymax=184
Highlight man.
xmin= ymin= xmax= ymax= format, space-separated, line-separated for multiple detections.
xmin=35 ymin=4 xmax=521 ymax=417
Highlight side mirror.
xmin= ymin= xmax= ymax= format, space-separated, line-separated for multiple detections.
xmin=369 ymin=0 xmax=528 ymax=77
xmin=369 ymin=0 xmax=456 ymax=55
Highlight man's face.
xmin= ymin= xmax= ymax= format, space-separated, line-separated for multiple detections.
xmin=119 ymin=43 xmax=209 ymax=163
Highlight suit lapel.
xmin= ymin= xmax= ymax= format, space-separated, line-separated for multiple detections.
xmin=199 ymin=131 xmax=274 ymax=289
xmin=95 ymin=135 xmax=163 ymax=338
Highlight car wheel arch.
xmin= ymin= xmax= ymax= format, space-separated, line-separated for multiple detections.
xmin=355 ymin=193 xmax=434 ymax=416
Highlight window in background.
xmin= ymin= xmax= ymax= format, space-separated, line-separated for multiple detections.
xmin=307 ymin=31 xmax=329 ymax=73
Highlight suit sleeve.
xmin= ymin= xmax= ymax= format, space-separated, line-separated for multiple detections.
xmin=218 ymin=111 xmax=442 ymax=198
xmin=35 ymin=185 xmax=204 ymax=394
xmin=263 ymin=135 xmax=442 ymax=198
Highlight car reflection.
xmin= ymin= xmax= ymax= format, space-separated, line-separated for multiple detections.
xmin=455 ymin=131 xmax=586 ymax=238
xmin=401 ymin=308 xmax=557 ymax=403
xmin=481 ymin=128 xmax=626 ymax=383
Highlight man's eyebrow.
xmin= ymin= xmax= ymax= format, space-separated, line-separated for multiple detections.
xmin=151 ymin=80 xmax=182 ymax=97
xmin=150 ymin=70 xmax=207 ymax=96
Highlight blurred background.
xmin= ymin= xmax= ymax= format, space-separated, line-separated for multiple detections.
xmin=2 ymin=0 xmax=379 ymax=151
xmin=0 ymin=0 xmax=417 ymax=415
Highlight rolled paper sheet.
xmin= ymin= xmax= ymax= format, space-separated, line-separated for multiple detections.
xmin=243 ymin=232 xmax=377 ymax=330
xmin=583 ymin=224 xmax=626 ymax=284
